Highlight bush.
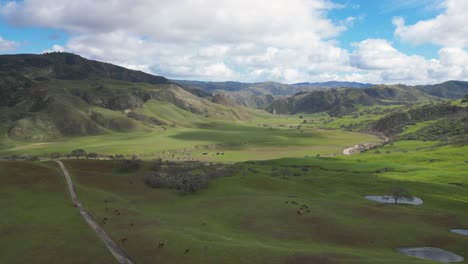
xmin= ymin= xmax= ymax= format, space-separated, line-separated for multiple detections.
xmin=25 ymin=155 xmax=40 ymax=162
xmin=87 ymin=153 xmax=98 ymax=159
xmin=144 ymin=162 xmax=237 ymax=193
xmin=116 ymin=158 xmax=141 ymax=172
xmin=145 ymin=171 xmax=209 ymax=193
xmin=180 ymin=174 xmax=209 ymax=193
xmin=115 ymin=154 xmax=125 ymax=160
xmin=151 ymin=158 xmax=163 ymax=171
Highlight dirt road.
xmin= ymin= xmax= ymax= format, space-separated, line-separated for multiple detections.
xmin=56 ymin=160 xmax=135 ymax=264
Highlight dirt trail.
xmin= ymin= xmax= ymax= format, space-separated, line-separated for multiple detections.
xmin=342 ymin=143 xmax=377 ymax=155
xmin=55 ymin=160 xmax=135 ymax=264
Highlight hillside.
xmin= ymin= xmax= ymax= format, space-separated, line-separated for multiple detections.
xmin=173 ymin=80 xmax=376 ymax=109
xmin=368 ymin=102 xmax=468 ymax=144
xmin=266 ymin=85 xmax=438 ymax=116
xmin=0 ymin=53 xmax=261 ymax=146
xmin=416 ymin=81 xmax=468 ymax=99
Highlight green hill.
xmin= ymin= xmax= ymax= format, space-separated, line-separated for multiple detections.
xmin=266 ymin=85 xmax=437 ymax=116
xmin=0 ymin=53 xmax=263 ymax=146
xmin=416 ymin=81 xmax=468 ymax=99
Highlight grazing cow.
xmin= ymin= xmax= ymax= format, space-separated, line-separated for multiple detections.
xmin=158 ymin=242 xmax=165 ymax=248
xmin=184 ymin=249 xmax=190 ymax=254
xmin=121 ymin=238 xmax=127 ymax=243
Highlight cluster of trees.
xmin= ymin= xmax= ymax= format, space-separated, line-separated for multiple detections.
xmin=144 ymin=161 xmax=237 ymax=193
xmin=48 ymin=150 xmax=127 ymax=160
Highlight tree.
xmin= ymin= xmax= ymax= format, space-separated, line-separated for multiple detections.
xmin=71 ymin=149 xmax=87 ymax=159
xmin=391 ymin=187 xmax=413 ymax=205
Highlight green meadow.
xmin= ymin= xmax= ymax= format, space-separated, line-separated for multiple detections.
xmin=0 ymin=121 xmax=379 ymax=162
xmin=1 ymin=101 xmax=467 ymax=263
xmin=0 ymin=161 xmax=116 ymax=264
xmin=54 ymin=140 xmax=468 ymax=264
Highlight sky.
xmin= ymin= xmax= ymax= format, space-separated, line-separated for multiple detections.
xmin=1 ymin=0 xmax=468 ymax=85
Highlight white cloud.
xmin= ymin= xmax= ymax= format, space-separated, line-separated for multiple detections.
xmin=350 ymin=39 xmax=468 ymax=84
xmin=2 ymin=0 xmax=468 ymax=84
xmin=42 ymin=44 xmax=65 ymax=53
xmin=394 ymin=0 xmax=468 ymax=48
xmin=1 ymin=0 xmax=351 ymax=82
xmin=350 ymin=39 xmax=427 ymax=70
xmin=0 ymin=36 xmax=18 ymax=52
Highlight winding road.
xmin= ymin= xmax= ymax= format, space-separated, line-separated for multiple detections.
xmin=56 ymin=160 xmax=135 ymax=264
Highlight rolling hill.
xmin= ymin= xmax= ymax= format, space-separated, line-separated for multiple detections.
xmin=265 ymin=85 xmax=439 ymax=116
xmin=0 ymin=53 xmax=264 ymax=146
xmin=415 ymin=81 xmax=468 ymax=99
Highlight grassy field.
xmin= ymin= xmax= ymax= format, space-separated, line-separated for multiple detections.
xmin=0 ymin=121 xmax=379 ymax=162
xmin=50 ymin=140 xmax=468 ymax=264
xmin=0 ymin=161 xmax=117 ymax=264
xmin=2 ymin=99 xmax=467 ymax=263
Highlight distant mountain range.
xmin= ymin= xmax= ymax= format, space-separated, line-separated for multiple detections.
xmin=173 ymin=80 xmax=373 ymax=96
xmin=172 ymin=80 xmax=375 ymax=109
xmin=175 ymin=79 xmax=468 ymax=112
xmin=292 ymin=81 xmax=373 ymax=88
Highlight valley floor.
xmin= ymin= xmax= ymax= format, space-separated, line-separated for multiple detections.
xmin=0 ymin=121 xmax=379 ymax=162
xmin=1 ymin=140 xmax=467 ymax=263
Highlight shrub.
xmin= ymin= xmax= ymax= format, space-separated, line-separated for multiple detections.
xmin=116 ymin=158 xmax=141 ymax=172
xmin=25 ymin=155 xmax=40 ymax=162
xmin=115 ymin=154 xmax=125 ymax=160
xmin=87 ymin=153 xmax=98 ymax=159
xmin=144 ymin=162 xmax=237 ymax=193
xmin=151 ymin=158 xmax=163 ymax=171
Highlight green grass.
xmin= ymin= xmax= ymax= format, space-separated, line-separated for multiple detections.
xmin=0 ymin=161 xmax=116 ymax=264
xmin=56 ymin=141 xmax=468 ymax=264
xmin=2 ymin=98 xmax=467 ymax=263
xmin=2 ymin=138 xmax=467 ymax=263
xmin=0 ymin=121 xmax=379 ymax=162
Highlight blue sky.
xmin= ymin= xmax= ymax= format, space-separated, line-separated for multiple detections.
xmin=330 ymin=0 xmax=442 ymax=58
xmin=1 ymin=0 xmax=467 ymax=84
